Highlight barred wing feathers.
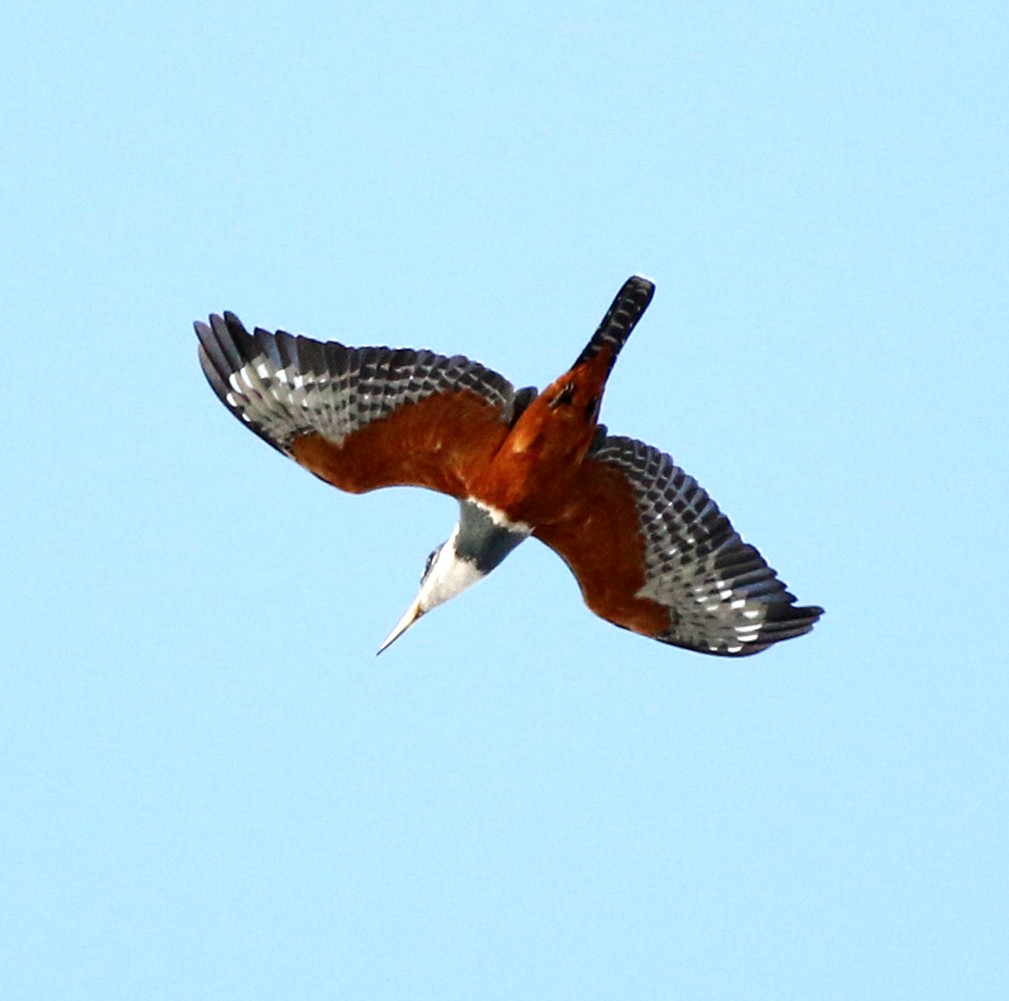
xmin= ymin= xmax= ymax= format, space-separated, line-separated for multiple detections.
xmin=196 ymin=312 xmax=524 ymax=498
xmin=535 ymin=434 xmax=823 ymax=655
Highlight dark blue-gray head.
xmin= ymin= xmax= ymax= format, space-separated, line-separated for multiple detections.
xmin=377 ymin=500 xmax=530 ymax=653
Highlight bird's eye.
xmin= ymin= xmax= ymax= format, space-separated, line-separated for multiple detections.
xmin=421 ymin=545 xmax=441 ymax=583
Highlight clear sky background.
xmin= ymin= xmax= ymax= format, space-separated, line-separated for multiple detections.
xmin=3 ymin=2 xmax=1007 ymax=998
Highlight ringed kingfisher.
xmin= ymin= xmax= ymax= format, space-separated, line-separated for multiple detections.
xmin=195 ymin=277 xmax=822 ymax=655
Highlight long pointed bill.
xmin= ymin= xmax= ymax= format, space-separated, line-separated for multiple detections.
xmin=376 ymin=596 xmax=424 ymax=655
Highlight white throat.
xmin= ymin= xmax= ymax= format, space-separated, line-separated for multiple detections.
xmin=418 ymin=526 xmax=485 ymax=612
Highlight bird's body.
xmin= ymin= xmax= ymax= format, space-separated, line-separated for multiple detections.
xmin=196 ymin=277 xmax=822 ymax=655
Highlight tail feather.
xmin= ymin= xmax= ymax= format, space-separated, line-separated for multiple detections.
xmin=574 ymin=275 xmax=655 ymax=372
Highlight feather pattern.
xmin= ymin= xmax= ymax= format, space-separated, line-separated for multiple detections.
xmin=586 ymin=434 xmax=822 ymax=654
xmin=195 ymin=312 xmax=519 ymax=456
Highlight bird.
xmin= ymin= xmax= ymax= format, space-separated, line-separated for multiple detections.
xmin=195 ymin=276 xmax=822 ymax=656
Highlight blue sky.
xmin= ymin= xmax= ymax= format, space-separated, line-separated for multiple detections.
xmin=3 ymin=2 xmax=1007 ymax=998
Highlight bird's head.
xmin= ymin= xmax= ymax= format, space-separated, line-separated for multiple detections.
xmin=376 ymin=525 xmax=483 ymax=654
xmin=376 ymin=501 xmax=530 ymax=654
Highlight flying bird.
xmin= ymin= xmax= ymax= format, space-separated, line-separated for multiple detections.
xmin=195 ymin=277 xmax=822 ymax=655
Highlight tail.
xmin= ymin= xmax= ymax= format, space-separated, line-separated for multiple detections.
xmin=573 ymin=275 xmax=655 ymax=372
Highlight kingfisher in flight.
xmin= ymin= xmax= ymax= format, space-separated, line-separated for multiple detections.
xmin=196 ymin=277 xmax=822 ymax=655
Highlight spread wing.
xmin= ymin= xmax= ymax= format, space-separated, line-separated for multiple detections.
xmin=196 ymin=312 xmax=533 ymax=497
xmin=534 ymin=434 xmax=823 ymax=655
